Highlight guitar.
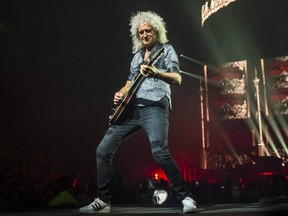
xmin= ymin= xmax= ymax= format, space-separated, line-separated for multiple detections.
xmin=108 ymin=47 xmax=165 ymax=125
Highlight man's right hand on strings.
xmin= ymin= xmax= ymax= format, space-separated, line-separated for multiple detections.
xmin=113 ymin=91 xmax=124 ymax=105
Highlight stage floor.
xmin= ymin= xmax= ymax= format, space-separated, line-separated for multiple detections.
xmin=1 ymin=201 xmax=288 ymax=216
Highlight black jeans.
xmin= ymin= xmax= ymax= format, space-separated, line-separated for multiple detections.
xmin=96 ymin=105 xmax=190 ymax=203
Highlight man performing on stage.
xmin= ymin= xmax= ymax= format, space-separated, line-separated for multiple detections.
xmin=79 ymin=11 xmax=197 ymax=214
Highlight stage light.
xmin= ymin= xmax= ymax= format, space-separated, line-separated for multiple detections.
xmin=135 ymin=177 xmax=173 ymax=205
xmin=72 ymin=177 xmax=77 ymax=188
xmin=154 ymin=173 xmax=159 ymax=180
xmin=152 ymin=189 xmax=168 ymax=205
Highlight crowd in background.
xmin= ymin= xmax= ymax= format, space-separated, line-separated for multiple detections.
xmin=1 ymin=140 xmax=288 ymax=212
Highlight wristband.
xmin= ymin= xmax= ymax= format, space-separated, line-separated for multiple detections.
xmin=154 ymin=71 xmax=160 ymax=81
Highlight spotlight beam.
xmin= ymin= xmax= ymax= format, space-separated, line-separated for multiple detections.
xmin=180 ymin=54 xmax=216 ymax=68
xmin=179 ymin=70 xmax=204 ymax=80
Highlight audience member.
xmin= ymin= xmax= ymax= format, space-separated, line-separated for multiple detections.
xmin=0 ymin=140 xmax=287 ymax=211
xmin=47 ymin=176 xmax=79 ymax=207
xmin=74 ymin=178 xmax=92 ymax=207
xmin=230 ymin=182 xmax=245 ymax=203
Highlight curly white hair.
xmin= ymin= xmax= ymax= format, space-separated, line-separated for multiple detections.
xmin=129 ymin=11 xmax=169 ymax=53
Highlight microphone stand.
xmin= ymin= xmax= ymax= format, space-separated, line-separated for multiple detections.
xmin=253 ymin=67 xmax=265 ymax=156
xmin=180 ymin=54 xmax=208 ymax=169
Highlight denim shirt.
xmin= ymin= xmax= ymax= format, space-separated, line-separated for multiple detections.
xmin=128 ymin=42 xmax=180 ymax=110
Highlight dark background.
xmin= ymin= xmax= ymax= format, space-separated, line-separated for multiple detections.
xmin=1 ymin=0 xmax=288 ymax=184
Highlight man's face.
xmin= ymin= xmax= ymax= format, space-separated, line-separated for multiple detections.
xmin=138 ymin=22 xmax=157 ymax=49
